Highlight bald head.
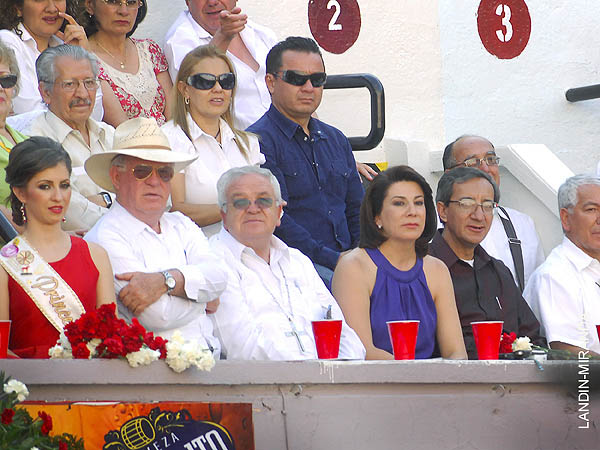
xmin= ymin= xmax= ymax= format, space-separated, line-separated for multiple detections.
xmin=443 ymin=135 xmax=500 ymax=187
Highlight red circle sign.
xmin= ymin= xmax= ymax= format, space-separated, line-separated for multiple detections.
xmin=308 ymin=0 xmax=361 ymax=55
xmin=477 ymin=0 xmax=531 ymax=59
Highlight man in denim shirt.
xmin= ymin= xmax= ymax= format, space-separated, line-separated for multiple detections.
xmin=248 ymin=37 xmax=363 ymax=284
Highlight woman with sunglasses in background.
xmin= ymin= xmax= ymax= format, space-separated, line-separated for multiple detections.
xmin=0 ymin=137 xmax=115 ymax=358
xmin=79 ymin=0 xmax=172 ymax=126
xmin=0 ymin=41 xmax=28 ymax=226
xmin=162 ymin=45 xmax=264 ymax=237
xmin=0 ymin=0 xmax=103 ymax=120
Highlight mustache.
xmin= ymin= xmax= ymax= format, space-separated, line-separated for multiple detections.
xmin=69 ymin=98 xmax=92 ymax=108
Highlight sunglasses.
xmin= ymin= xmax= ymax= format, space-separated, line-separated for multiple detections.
xmin=101 ymin=0 xmax=142 ymax=8
xmin=230 ymin=197 xmax=274 ymax=210
xmin=0 ymin=74 xmax=17 ymax=89
xmin=187 ymin=73 xmax=236 ymax=90
xmin=273 ymin=70 xmax=327 ymax=87
xmin=131 ymin=164 xmax=175 ymax=182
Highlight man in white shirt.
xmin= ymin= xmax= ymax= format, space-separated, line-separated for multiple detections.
xmin=27 ymin=45 xmax=113 ymax=231
xmin=85 ymin=118 xmax=227 ymax=354
xmin=164 ymin=1 xmax=276 ymax=129
xmin=209 ymin=165 xmax=365 ymax=360
xmin=524 ymin=174 xmax=600 ymax=356
xmin=442 ymin=135 xmax=544 ymax=290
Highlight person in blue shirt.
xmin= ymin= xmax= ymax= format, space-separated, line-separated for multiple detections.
xmin=247 ymin=36 xmax=363 ymax=284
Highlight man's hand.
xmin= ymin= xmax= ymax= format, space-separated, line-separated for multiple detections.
xmin=217 ymin=7 xmax=247 ymax=39
xmin=115 ymin=272 xmax=165 ymax=316
xmin=356 ymin=162 xmax=379 ymax=181
xmin=206 ymin=298 xmax=220 ymax=314
xmin=55 ymin=13 xmax=89 ymax=48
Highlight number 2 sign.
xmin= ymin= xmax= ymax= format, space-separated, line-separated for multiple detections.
xmin=308 ymin=0 xmax=361 ymax=54
xmin=477 ymin=0 xmax=531 ymax=59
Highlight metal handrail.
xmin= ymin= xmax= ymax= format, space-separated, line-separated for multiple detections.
xmin=565 ymin=83 xmax=600 ymax=102
xmin=0 ymin=212 xmax=17 ymax=243
xmin=324 ymin=73 xmax=385 ymax=151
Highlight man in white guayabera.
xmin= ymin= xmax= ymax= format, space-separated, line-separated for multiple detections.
xmin=524 ymin=174 xmax=600 ymax=357
xmin=209 ymin=165 xmax=365 ymax=360
xmin=85 ymin=117 xmax=227 ymax=355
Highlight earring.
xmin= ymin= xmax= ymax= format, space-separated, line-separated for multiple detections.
xmin=62 ymin=217 xmax=66 ymax=223
xmin=20 ymin=204 xmax=26 ymax=223
xmin=377 ymin=223 xmax=383 ymax=230
xmin=184 ymin=97 xmax=190 ymax=105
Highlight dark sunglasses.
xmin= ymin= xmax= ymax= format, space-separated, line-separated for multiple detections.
xmin=273 ymin=70 xmax=327 ymax=87
xmin=131 ymin=164 xmax=175 ymax=182
xmin=231 ymin=197 xmax=274 ymax=210
xmin=0 ymin=74 xmax=17 ymax=89
xmin=187 ymin=72 xmax=236 ymax=90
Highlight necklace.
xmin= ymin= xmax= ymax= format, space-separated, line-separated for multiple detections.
xmin=214 ymin=128 xmax=221 ymax=141
xmin=95 ymin=39 xmax=127 ymax=70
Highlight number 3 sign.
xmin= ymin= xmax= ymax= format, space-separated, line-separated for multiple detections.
xmin=477 ymin=0 xmax=531 ymax=59
xmin=308 ymin=0 xmax=361 ymax=54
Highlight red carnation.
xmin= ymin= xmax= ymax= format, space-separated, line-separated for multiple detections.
xmin=38 ymin=410 xmax=53 ymax=435
xmin=59 ymin=441 xmax=68 ymax=450
xmin=499 ymin=332 xmax=517 ymax=353
xmin=72 ymin=342 xmax=90 ymax=359
xmin=1 ymin=408 xmax=14 ymax=425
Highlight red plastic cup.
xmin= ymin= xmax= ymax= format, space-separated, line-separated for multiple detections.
xmin=0 ymin=320 xmax=10 ymax=358
xmin=312 ymin=319 xmax=343 ymax=359
xmin=471 ymin=321 xmax=504 ymax=360
xmin=387 ymin=320 xmax=420 ymax=360
xmin=596 ymin=325 xmax=600 ymax=342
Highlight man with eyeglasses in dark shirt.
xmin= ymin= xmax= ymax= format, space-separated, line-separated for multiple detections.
xmin=248 ymin=36 xmax=363 ymax=285
xmin=429 ymin=167 xmax=545 ymax=359
xmin=442 ymin=135 xmax=544 ymax=292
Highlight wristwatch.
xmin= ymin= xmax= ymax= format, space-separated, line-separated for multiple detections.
xmin=100 ymin=191 xmax=113 ymax=209
xmin=162 ymin=271 xmax=176 ymax=294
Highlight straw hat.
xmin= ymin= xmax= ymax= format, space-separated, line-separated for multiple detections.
xmin=85 ymin=118 xmax=197 ymax=192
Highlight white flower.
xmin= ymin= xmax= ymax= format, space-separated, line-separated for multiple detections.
xmin=193 ymin=351 xmax=215 ymax=372
xmin=48 ymin=344 xmax=73 ymax=359
xmin=513 ymin=336 xmax=532 ymax=352
xmin=87 ymin=338 xmax=102 ymax=357
xmin=58 ymin=331 xmax=72 ymax=352
xmin=164 ymin=332 xmax=214 ymax=372
xmin=31 ymin=447 xmax=40 ymax=450
xmin=126 ymin=347 xmax=160 ymax=367
xmin=4 ymin=378 xmax=29 ymax=402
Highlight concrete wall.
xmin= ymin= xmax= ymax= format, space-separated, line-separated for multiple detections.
xmin=5 ymin=359 xmax=600 ymax=450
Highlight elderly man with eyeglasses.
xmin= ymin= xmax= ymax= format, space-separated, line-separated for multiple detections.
xmin=428 ymin=167 xmax=545 ymax=359
xmin=27 ymin=44 xmax=113 ymax=232
xmin=442 ymin=135 xmax=544 ymax=292
xmin=85 ymin=117 xmax=227 ymax=355
xmin=208 ymin=165 xmax=365 ymax=360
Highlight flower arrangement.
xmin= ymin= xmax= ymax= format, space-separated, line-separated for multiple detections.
xmin=499 ymin=332 xmax=532 ymax=353
xmin=0 ymin=372 xmax=84 ymax=449
xmin=49 ymin=304 xmax=215 ymax=373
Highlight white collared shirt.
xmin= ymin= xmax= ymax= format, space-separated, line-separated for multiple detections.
xmin=85 ymin=202 xmax=227 ymax=354
xmin=0 ymin=24 xmax=103 ymax=121
xmin=524 ymin=236 xmax=600 ymax=354
xmin=480 ymin=206 xmax=545 ymax=287
xmin=163 ymin=11 xmax=277 ymax=129
xmin=209 ymin=228 xmax=366 ymax=360
xmin=162 ymin=116 xmax=264 ymax=236
xmin=27 ymin=111 xmax=114 ymax=231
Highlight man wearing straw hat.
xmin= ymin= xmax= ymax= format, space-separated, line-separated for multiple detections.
xmin=85 ymin=118 xmax=227 ymax=354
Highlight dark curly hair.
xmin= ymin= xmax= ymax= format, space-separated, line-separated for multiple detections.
xmin=5 ymin=137 xmax=72 ymax=226
xmin=359 ymin=165 xmax=437 ymax=258
xmin=74 ymin=0 xmax=147 ymax=38
xmin=0 ymin=0 xmax=79 ymax=39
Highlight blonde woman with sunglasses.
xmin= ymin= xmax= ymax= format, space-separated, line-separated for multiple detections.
xmin=162 ymin=45 xmax=264 ymax=237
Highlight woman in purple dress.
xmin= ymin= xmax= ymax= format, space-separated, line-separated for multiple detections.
xmin=332 ymin=165 xmax=466 ymax=360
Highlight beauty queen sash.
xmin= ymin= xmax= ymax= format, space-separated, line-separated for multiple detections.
xmin=0 ymin=236 xmax=86 ymax=333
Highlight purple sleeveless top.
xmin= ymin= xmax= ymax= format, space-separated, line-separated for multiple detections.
xmin=366 ymin=248 xmax=437 ymax=359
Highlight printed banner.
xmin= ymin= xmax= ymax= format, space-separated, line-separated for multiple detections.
xmin=22 ymin=402 xmax=254 ymax=450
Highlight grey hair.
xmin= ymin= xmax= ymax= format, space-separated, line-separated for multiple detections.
xmin=110 ymin=154 xmax=129 ymax=169
xmin=217 ymin=166 xmax=282 ymax=212
xmin=436 ymin=166 xmax=500 ymax=204
xmin=558 ymin=174 xmax=600 ymax=212
xmin=36 ymin=44 xmax=99 ymax=90
xmin=0 ymin=40 xmax=20 ymax=95
xmin=442 ymin=134 xmax=495 ymax=170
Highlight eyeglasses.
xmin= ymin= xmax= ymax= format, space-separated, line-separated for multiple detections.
xmin=55 ymin=78 xmax=99 ymax=92
xmin=448 ymin=198 xmax=497 ymax=215
xmin=131 ymin=164 xmax=175 ymax=182
xmin=272 ymin=70 xmax=327 ymax=87
xmin=229 ymin=197 xmax=275 ymax=210
xmin=187 ymin=73 xmax=236 ymax=90
xmin=101 ymin=0 xmax=142 ymax=8
xmin=450 ymin=155 xmax=500 ymax=170
xmin=0 ymin=75 xmax=17 ymax=89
